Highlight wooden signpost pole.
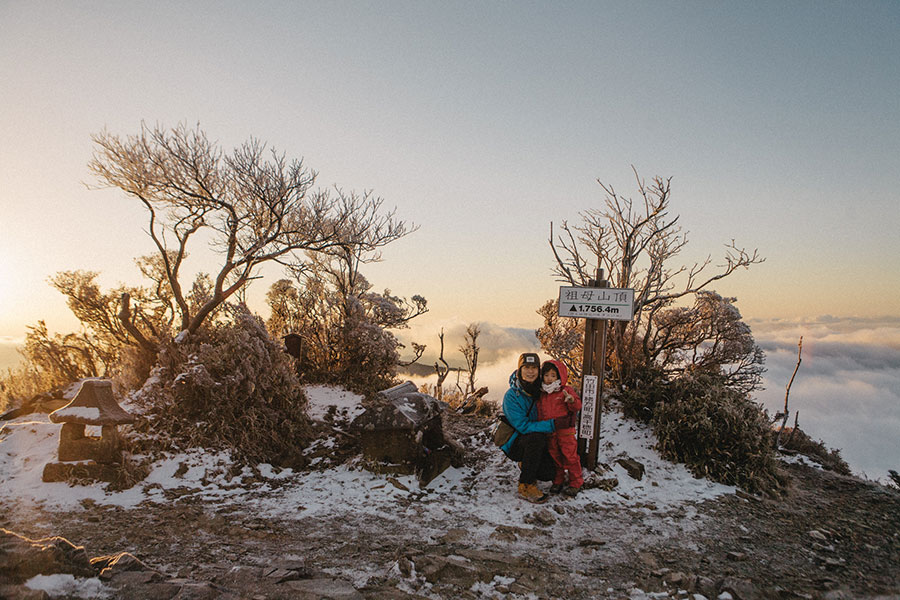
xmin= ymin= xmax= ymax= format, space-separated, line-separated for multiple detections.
xmin=586 ymin=276 xmax=609 ymax=469
xmin=577 ymin=280 xmax=597 ymax=459
xmin=561 ymin=273 xmax=632 ymax=471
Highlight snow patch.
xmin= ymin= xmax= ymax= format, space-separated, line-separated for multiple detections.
xmin=52 ymin=406 xmax=101 ymax=420
xmin=304 ymin=384 xmax=365 ymax=421
xmin=25 ymin=574 xmax=112 ymax=598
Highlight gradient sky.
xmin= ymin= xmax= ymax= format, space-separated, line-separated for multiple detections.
xmin=2 ymin=1 xmax=899 ymax=350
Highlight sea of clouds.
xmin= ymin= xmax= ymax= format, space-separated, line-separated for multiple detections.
xmin=749 ymin=316 xmax=900 ymax=482
xmin=405 ymin=316 xmax=900 ymax=483
xmin=4 ymin=316 xmax=897 ymax=482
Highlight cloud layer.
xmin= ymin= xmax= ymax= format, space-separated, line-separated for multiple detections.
xmin=750 ymin=316 xmax=900 ymax=482
xmin=410 ymin=316 xmax=900 ymax=482
xmin=0 ymin=337 xmax=24 ymax=372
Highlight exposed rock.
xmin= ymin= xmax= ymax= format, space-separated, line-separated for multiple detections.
xmin=170 ymin=581 xmax=236 ymax=599
xmin=439 ymin=528 xmax=468 ymax=544
xmin=524 ymin=508 xmax=557 ymax=526
xmin=91 ymin=552 xmax=158 ymax=579
xmin=588 ymin=476 xmax=619 ymax=491
xmin=720 ymin=576 xmax=763 ymax=600
xmin=350 ymin=381 xmax=463 ymax=486
xmin=455 ymin=549 xmax=510 ymax=565
xmin=106 ymin=570 xmax=161 ymax=586
xmin=616 ymin=456 xmax=646 ymax=480
xmin=0 ymin=529 xmax=94 ymax=584
xmin=284 ymin=577 xmax=363 ymax=599
xmin=91 ymin=551 xmax=151 ymax=574
xmin=696 ymin=576 xmax=718 ymax=597
xmin=103 ymin=580 xmax=183 ymax=600
xmin=415 ymin=555 xmax=483 ymax=588
xmin=577 ymin=537 xmax=607 ymax=547
xmin=664 ymin=571 xmax=689 ymax=586
xmin=0 ymin=585 xmax=51 ymax=600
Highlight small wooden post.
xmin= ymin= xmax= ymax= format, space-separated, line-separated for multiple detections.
xmin=586 ymin=276 xmax=609 ymax=469
xmin=577 ymin=269 xmax=610 ymax=469
xmin=577 ymin=274 xmax=598 ymax=459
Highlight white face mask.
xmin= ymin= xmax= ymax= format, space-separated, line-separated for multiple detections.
xmin=542 ymin=380 xmax=561 ymax=393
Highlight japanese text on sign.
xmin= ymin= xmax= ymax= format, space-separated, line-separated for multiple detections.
xmin=558 ymin=286 xmax=634 ymax=321
xmin=579 ymin=375 xmax=598 ymax=440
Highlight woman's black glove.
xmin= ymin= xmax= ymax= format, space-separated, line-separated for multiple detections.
xmin=553 ymin=414 xmax=577 ymax=430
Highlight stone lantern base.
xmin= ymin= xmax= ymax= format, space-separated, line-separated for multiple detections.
xmin=42 ymin=461 xmax=122 ymax=483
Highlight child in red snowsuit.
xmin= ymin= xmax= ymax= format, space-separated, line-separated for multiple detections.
xmin=538 ymin=360 xmax=584 ymax=496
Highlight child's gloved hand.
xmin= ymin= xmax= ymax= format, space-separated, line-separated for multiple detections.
xmin=553 ymin=414 xmax=576 ymax=430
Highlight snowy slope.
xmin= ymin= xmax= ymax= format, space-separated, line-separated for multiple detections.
xmin=0 ymin=385 xmax=733 ymax=515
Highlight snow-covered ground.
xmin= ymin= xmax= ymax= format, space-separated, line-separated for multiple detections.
xmin=2 ymin=384 xmax=748 ymax=599
xmin=0 ymin=385 xmax=734 ymax=514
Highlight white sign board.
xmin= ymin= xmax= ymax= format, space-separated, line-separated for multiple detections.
xmin=558 ymin=286 xmax=635 ymax=321
xmin=579 ymin=375 xmax=598 ymax=440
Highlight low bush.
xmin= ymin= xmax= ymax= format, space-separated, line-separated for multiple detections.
xmin=619 ymin=366 xmax=669 ymax=423
xmin=651 ymin=373 xmax=782 ymax=494
xmin=441 ymin=388 xmax=496 ymax=417
xmin=0 ymin=366 xmax=57 ymax=414
xmin=888 ymin=470 xmax=900 ymax=490
xmin=132 ymin=305 xmax=312 ymax=468
xmin=779 ymin=427 xmax=851 ymax=475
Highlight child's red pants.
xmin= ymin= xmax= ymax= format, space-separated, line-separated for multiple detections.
xmin=548 ymin=427 xmax=583 ymax=488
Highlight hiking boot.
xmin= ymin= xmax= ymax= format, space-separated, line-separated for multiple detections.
xmin=549 ymin=483 xmax=564 ymax=494
xmin=517 ymin=483 xmax=548 ymax=504
xmin=563 ymin=485 xmax=581 ymax=497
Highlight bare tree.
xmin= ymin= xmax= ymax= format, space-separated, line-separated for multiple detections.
xmin=775 ymin=337 xmax=803 ymax=448
xmin=459 ymin=323 xmax=481 ymax=396
xmin=433 ymin=329 xmax=451 ymax=401
xmin=544 ymin=168 xmax=764 ymax=388
xmin=88 ymin=122 xmax=405 ymax=348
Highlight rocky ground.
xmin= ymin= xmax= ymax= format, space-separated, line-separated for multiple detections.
xmin=2 ymin=412 xmax=899 ymax=600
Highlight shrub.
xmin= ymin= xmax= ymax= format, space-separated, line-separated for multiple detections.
xmin=133 ymin=305 xmax=312 ymax=468
xmin=440 ymin=388 xmax=497 ymax=417
xmin=267 ymin=276 xmax=426 ymax=396
xmin=779 ymin=427 xmax=851 ymax=475
xmin=651 ymin=373 xmax=781 ymax=494
xmin=888 ymin=470 xmax=900 ymax=490
xmin=0 ymin=366 xmax=57 ymax=413
xmin=619 ymin=365 xmax=669 ymax=423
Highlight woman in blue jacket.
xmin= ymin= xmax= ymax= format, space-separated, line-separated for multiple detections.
xmin=501 ymin=352 xmax=577 ymax=503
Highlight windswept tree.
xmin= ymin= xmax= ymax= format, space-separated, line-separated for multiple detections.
xmin=88 ymin=122 xmax=404 ymax=352
xmin=266 ymin=196 xmax=426 ymax=392
xmin=540 ymin=168 xmax=764 ymax=390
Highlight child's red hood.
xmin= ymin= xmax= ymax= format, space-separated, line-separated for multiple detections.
xmin=545 ymin=359 xmax=569 ymax=387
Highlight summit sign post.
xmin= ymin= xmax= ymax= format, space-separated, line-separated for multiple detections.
xmin=558 ymin=286 xmax=634 ymax=321
xmin=559 ymin=279 xmax=635 ymax=469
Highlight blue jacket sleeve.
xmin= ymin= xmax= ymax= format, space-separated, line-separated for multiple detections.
xmin=502 ymin=388 xmax=555 ymax=435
